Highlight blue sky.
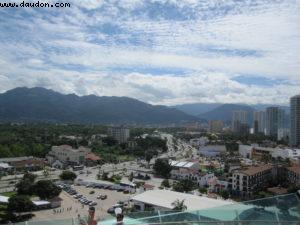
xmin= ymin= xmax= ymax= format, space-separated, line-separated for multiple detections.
xmin=0 ymin=0 xmax=299 ymax=105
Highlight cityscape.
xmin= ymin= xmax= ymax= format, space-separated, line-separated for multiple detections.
xmin=0 ymin=0 xmax=300 ymax=225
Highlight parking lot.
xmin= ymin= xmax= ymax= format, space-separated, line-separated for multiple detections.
xmin=31 ymin=182 xmax=134 ymax=222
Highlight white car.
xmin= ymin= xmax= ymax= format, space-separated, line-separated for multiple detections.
xmin=89 ymin=202 xmax=97 ymax=206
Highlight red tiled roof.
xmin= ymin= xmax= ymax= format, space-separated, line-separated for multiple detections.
xmin=240 ymin=165 xmax=272 ymax=176
xmin=85 ymin=153 xmax=101 ymax=161
xmin=287 ymin=165 xmax=300 ymax=175
xmin=11 ymin=159 xmax=46 ymax=168
xmin=267 ymin=187 xmax=288 ymax=195
xmin=143 ymin=184 xmax=155 ymax=189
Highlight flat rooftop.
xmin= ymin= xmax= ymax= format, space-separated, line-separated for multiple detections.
xmin=131 ymin=189 xmax=233 ymax=211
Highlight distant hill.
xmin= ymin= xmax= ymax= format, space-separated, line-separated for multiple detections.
xmin=250 ymin=104 xmax=290 ymax=114
xmin=0 ymin=87 xmax=197 ymax=124
xmin=198 ymin=104 xmax=255 ymax=123
xmin=174 ymin=103 xmax=289 ymax=117
xmin=172 ymin=103 xmax=221 ymax=116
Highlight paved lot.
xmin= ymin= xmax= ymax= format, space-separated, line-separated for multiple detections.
xmin=31 ymin=185 xmax=132 ymax=222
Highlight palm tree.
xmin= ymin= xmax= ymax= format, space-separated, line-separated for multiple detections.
xmin=171 ymin=199 xmax=187 ymax=211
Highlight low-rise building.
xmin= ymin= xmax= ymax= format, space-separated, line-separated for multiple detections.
xmin=0 ymin=162 xmax=13 ymax=174
xmin=198 ymin=145 xmax=226 ymax=157
xmin=231 ymin=165 xmax=273 ymax=198
xmin=0 ymin=156 xmax=46 ymax=172
xmin=239 ymin=145 xmax=254 ymax=159
xmin=170 ymin=160 xmax=215 ymax=187
xmin=131 ymin=189 xmax=233 ymax=211
xmin=85 ymin=153 xmax=101 ymax=166
xmin=239 ymin=144 xmax=300 ymax=161
xmin=208 ymin=177 xmax=230 ymax=193
xmin=46 ymin=145 xmax=91 ymax=167
xmin=189 ymin=137 xmax=209 ymax=147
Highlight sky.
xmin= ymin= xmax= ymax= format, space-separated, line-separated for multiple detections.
xmin=0 ymin=0 xmax=299 ymax=106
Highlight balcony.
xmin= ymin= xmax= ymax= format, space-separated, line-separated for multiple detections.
xmin=9 ymin=193 xmax=300 ymax=225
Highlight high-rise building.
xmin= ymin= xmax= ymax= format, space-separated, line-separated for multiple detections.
xmin=208 ymin=120 xmax=224 ymax=133
xmin=253 ymin=111 xmax=266 ymax=134
xmin=107 ymin=127 xmax=130 ymax=143
xmin=265 ymin=107 xmax=285 ymax=139
xmin=290 ymin=95 xmax=300 ymax=147
xmin=232 ymin=110 xmax=249 ymax=134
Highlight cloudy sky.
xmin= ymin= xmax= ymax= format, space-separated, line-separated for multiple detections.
xmin=0 ymin=0 xmax=299 ymax=106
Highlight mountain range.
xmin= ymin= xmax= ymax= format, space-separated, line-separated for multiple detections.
xmin=0 ymin=87 xmax=290 ymax=125
xmin=174 ymin=103 xmax=289 ymax=122
xmin=0 ymin=87 xmax=196 ymax=124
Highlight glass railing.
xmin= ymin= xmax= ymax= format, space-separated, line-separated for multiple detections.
xmin=6 ymin=192 xmax=300 ymax=225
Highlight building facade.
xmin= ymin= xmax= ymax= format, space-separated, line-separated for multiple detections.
xmin=231 ymin=165 xmax=273 ymax=198
xmin=232 ymin=111 xmax=249 ymax=134
xmin=107 ymin=127 xmax=130 ymax=143
xmin=208 ymin=120 xmax=224 ymax=133
xmin=46 ymin=145 xmax=90 ymax=166
xmin=286 ymin=165 xmax=300 ymax=185
xmin=265 ymin=107 xmax=285 ymax=139
xmin=290 ymin=95 xmax=300 ymax=147
xmin=253 ymin=111 xmax=265 ymax=134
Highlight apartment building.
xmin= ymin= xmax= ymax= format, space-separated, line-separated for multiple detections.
xmin=231 ymin=165 xmax=273 ymax=198
xmin=107 ymin=126 xmax=130 ymax=143
xmin=290 ymin=95 xmax=300 ymax=147
xmin=286 ymin=165 xmax=300 ymax=185
xmin=232 ymin=110 xmax=249 ymax=134
xmin=253 ymin=111 xmax=266 ymax=134
xmin=265 ymin=107 xmax=285 ymax=140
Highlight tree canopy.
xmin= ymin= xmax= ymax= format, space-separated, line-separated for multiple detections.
xmin=8 ymin=195 xmax=35 ymax=213
xmin=34 ymin=180 xmax=61 ymax=200
xmin=171 ymin=199 xmax=187 ymax=211
xmin=153 ymin=158 xmax=172 ymax=178
xmin=16 ymin=172 xmax=36 ymax=195
xmin=59 ymin=170 xmax=77 ymax=181
xmin=172 ymin=179 xmax=196 ymax=193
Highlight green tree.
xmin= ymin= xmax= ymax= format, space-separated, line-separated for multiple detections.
xmin=23 ymin=172 xmax=37 ymax=183
xmin=173 ymin=179 xmax=195 ymax=193
xmin=153 ymin=159 xmax=172 ymax=178
xmin=8 ymin=195 xmax=35 ymax=215
xmin=171 ymin=199 xmax=187 ymax=211
xmin=199 ymin=187 xmax=207 ymax=194
xmin=161 ymin=179 xmax=170 ymax=188
xmin=16 ymin=172 xmax=36 ymax=195
xmin=59 ymin=170 xmax=77 ymax=181
xmin=102 ymin=137 xmax=118 ymax=146
xmin=128 ymin=172 xmax=134 ymax=182
xmin=219 ymin=190 xmax=229 ymax=199
xmin=34 ymin=180 xmax=61 ymax=200
xmin=145 ymin=151 xmax=153 ymax=164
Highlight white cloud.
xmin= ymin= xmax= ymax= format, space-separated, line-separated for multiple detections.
xmin=0 ymin=0 xmax=299 ymax=105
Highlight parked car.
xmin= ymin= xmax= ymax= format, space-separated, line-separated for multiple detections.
xmin=107 ymin=204 xmax=122 ymax=214
xmin=100 ymin=194 xmax=107 ymax=200
xmin=89 ymin=202 xmax=97 ymax=206
xmin=107 ymin=207 xmax=115 ymax=214
xmin=89 ymin=190 xmax=95 ymax=194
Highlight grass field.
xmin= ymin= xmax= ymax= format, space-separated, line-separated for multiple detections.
xmin=1 ymin=191 xmax=16 ymax=197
